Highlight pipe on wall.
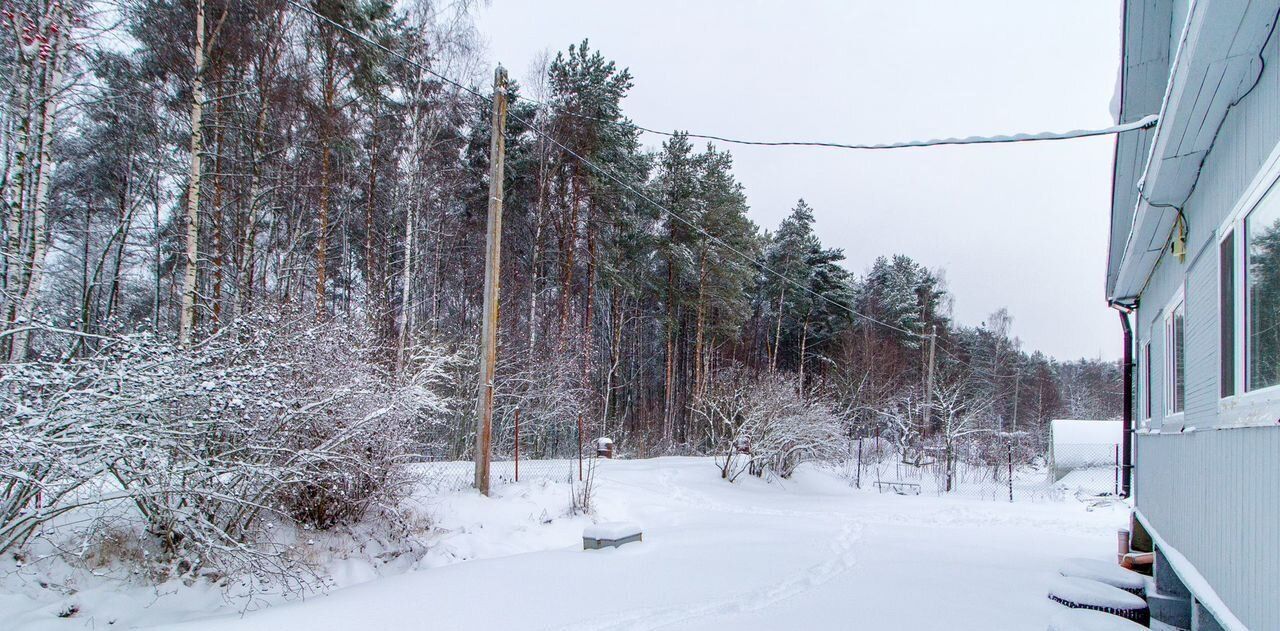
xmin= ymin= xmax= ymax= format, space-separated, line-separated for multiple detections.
xmin=1112 ymin=303 xmax=1136 ymax=497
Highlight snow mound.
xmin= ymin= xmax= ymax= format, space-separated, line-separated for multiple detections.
xmin=1047 ymin=576 xmax=1146 ymax=610
xmin=1058 ymin=558 xmax=1145 ymax=593
xmin=1048 ymin=608 xmax=1148 ymax=630
xmin=583 ymin=521 xmax=641 ymax=540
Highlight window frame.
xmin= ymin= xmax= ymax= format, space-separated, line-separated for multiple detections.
xmin=1219 ymin=229 xmax=1235 ymax=399
xmin=1163 ymin=290 xmax=1186 ymax=418
xmin=1213 ymin=139 xmax=1280 ymax=428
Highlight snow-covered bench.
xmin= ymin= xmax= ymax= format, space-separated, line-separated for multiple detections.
xmin=583 ymin=522 xmax=642 ymax=549
xmin=874 ymin=481 xmax=921 ymax=495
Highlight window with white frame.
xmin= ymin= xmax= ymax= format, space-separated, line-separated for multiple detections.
xmin=1246 ymin=192 xmax=1280 ymax=391
xmin=1220 ymin=176 xmax=1280 ymax=397
xmin=1220 ymin=231 xmax=1235 ymax=397
xmin=1165 ymin=298 xmax=1185 ymax=415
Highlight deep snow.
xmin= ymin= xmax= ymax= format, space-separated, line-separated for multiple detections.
xmin=4 ymin=457 xmax=1128 ymax=630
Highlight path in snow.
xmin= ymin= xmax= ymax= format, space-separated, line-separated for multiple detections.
xmin=153 ymin=457 xmax=1125 ymax=631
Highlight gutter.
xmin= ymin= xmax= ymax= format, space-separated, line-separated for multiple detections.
xmin=1109 ymin=300 xmax=1136 ymax=497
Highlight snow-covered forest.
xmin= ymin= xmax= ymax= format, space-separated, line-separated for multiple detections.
xmin=1 ymin=0 xmax=1122 ymax=610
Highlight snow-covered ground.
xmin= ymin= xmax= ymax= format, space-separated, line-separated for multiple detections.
xmin=3 ymin=457 xmax=1127 ymax=630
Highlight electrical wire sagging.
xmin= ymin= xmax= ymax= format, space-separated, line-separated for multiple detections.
xmin=288 ymin=0 xmax=1158 ymax=346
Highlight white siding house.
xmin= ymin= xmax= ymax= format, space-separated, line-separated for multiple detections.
xmin=1109 ymin=1 xmax=1280 ymax=629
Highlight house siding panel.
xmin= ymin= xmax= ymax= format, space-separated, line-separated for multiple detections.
xmin=1183 ymin=246 xmax=1218 ymax=427
xmin=1136 ymin=429 xmax=1280 ymax=631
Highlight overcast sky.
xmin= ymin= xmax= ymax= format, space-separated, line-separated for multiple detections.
xmin=475 ymin=0 xmax=1124 ymax=361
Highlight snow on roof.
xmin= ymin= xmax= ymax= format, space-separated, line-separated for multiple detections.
xmin=1051 ymin=419 xmax=1123 ymax=446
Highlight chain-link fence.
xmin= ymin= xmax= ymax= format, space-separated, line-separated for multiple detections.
xmin=846 ymin=437 xmax=1124 ymax=503
xmin=413 ymin=410 xmax=591 ymax=492
xmin=415 ymin=423 xmax=1123 ymax=505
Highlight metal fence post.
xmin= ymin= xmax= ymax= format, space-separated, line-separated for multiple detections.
xmin=514 ymin=407 xmax=521 ymax=483
xmin=856 ymin=437 xmax=863 ymax=489
xmin=1007 ymin=443 xmax=1014 ymax=503
xmin=577 ymin=412 xmax=583 ymax=482
xmin=1114 ymin=443 xmax=1120 ymax=497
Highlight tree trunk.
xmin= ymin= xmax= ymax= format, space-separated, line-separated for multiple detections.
xmin=315 ymin=48 xmax=335 ymax=322
xmin=558 ymin=171 xmax=578 ymax=337
xmin=798 ymin=312 xmax=810 ymax=388
xmin=106 ymin=151 xmax=136 ymax=323
xmin=178 ymin=0 xmax=206 ymax=347
xmin=582 ymin=208 xmax=596 ymax=403
xmin=397 ymin=197 xmax=417 ymax=370
xmin=528 ymin=134 xmax=548 ymax=354
xmin=770 ymin=287 xmax=786 ymax=373
xmin=9 ymin=12 xmax=70 ymax=360
xmin=210 ymin=98 xmax=225 ymax=332
xmin=693 ymin=251 xmax=707 ymax=403
xmin=239 ymin=91 xmax=270 ymax=315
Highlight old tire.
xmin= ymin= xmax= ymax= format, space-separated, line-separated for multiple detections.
xmin=1048 ymin=608 xmax=1149 ymax=630
xmin=1047 ymin=576 xmax=1150 ymax=625
xmin=1058 ymin=558 xmax=1147 ymax=596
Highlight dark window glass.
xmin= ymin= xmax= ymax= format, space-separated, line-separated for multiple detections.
xmin=1221 ymin=231 xmax=1235 ymax=397
xmin=1247 ymin=196 xmax=1280 ymax=391
xmin=1143 ymin=343 xmax=1152 ymax=419
xmin=1173 ymin=310 xmax=1185 ymax=413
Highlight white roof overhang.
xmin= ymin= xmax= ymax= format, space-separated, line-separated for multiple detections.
xmin=1109 ymin=0 xmax=1280 ymax=303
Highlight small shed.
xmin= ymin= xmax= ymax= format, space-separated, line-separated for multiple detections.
xmin=1049 ymin=419 xmax=1122 ymax=481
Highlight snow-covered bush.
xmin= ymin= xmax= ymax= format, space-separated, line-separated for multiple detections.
xmin=705 ymin=370 xmax=846 ymax=481
xmin=0 ymin=308 xmax=459 ymax=585
xmin=0 ymin=331 xmax=186 ymax=554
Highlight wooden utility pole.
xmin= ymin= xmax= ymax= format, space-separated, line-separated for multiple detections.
xmin=923 ymin=325 xmax=937 ymax=437
xmin=474 ymin=67 xmax=508 ymax=496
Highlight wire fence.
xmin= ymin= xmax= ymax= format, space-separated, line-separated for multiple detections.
xmin=846 ymin=438 xmax=1125 ymax=503
xmin=413 ymin=420 xmax=1123 ymax=507
xmin=414 ymin=410 xmax=592 ymax=492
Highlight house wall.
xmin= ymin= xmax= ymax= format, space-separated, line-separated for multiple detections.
xmin=1131 ymin=18 xmax=1280 ymax=631
xmin=1136 ymin=429 xmax=1280 ymax=630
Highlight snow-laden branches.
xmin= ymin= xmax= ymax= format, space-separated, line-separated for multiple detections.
xmin=702 ymin=369 xmax=846 ymax=481
xmin=0 ymin=309 xmax=462 ymax=584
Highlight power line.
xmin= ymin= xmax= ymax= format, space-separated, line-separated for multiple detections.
xmin=283 ymin=0 xmax=1152 ymax=342
xmin=512 ymin=91 xmax=1158 ymax=151
xmin=933 ymin=338 xmax=1021 ymax=382
xmin=282 ymin=0 xmax=488 ymax=101
xmin=288 ymin=0 xmax=1156 ymax=153
xmin=285 ymin=0 xmax=923 ymax=338
xmin=509 ymin=109 xmax=926 ymax=339
xmin=628 ymin=115 xmax=1159 ymax=151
